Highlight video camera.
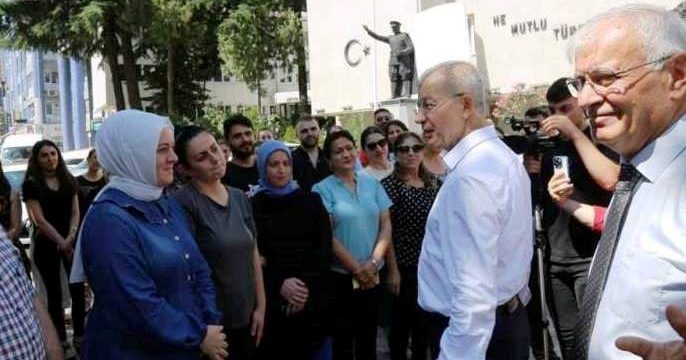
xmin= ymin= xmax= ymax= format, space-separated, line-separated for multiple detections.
xmin=501 ymin=111 xmax=561 ymax=156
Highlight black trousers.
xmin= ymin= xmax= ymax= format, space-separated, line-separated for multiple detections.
xmin=331 ymin=272 xmax=379 ymax=360
xmin=549 ymin=262 xmax=589 ymax=360
xmin=227 ymin=325 xmax=257 ymax=360
xmin=389 ymin=266 xmax=429 ymax=360
xmin=34 ymin=244 xmax=86 ymax=341
xmin=426 ymin=302 xmax=530 ymax=360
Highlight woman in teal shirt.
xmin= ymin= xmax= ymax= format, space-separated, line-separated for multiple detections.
xmin=312 ymin=130 xmax=392 ymax=360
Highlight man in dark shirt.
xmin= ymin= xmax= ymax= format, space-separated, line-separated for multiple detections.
xmin=291 ymin=116 xmax=330 ymax=191
xmin=222 ymin=114 xmax=259 ymax=195
xmin=539 ymin=78 xmax=619 ymax=360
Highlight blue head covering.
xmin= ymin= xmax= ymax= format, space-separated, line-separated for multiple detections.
xmin=256 ymin=140 xmax=300 ymax=196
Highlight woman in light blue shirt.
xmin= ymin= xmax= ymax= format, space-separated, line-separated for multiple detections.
xmin=312 ymin=129 xmax=392 ymax=360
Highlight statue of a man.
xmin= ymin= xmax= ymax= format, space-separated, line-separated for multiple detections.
xmin=363 ymin=21 xmax=415 ymax=98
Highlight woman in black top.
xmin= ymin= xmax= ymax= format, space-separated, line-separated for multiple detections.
xmin=76 ymin=149 xmax=107 ymax=217
xmin=251 ymin=140 xmax=334 ymax=360
xmin=380 ymin=132 xmax=440 ymax=360
xmin=22 ymin=140 xmax=81 ymax=354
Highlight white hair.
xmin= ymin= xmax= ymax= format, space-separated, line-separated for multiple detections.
xmin=418 ymin=61 xmax=488 ymax=116
xmin=568 ymin=4 xmax=686 ymax=67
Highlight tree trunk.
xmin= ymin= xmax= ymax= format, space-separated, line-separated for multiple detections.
xmin=167 ymin=43 xmax=175 ymax=116
xmin=102 ymin=18 xmax=126 ymax=110
xmin=120 ymin=31 xmax=142 ymax=109
xmin=257 ymin=79 xmax=262 ymax=117
xmin=296 ymin=38 xmax=308 ymax=108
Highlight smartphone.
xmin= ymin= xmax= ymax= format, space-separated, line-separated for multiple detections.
xmin=552 ymin=155 xmax=569 ymax=177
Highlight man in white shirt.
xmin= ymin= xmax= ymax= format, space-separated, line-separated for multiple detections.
xmin=416 ymin=61 xmax=533 ymax=360
xmin=565 ymin=4 xmax=686 ymax=360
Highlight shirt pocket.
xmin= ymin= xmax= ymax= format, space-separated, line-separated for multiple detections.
xmin=609 ymin=252 xmax=670 ymax=325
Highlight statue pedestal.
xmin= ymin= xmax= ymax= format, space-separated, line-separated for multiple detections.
xmin=379 ymin=97 xmax=421 ymax=133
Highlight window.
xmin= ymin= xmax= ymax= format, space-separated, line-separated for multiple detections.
xmin=43 ymin=71 xmax=58 ymax=84
xmin=46 ymin=103 xmax=53 ymax=115
xmin=237 ymin=105 xmax=243 ymax=113
xmin=224 ymin=105 xmax=232 ymax=113
xmin=269 ymin=106 xmax=276 ymax=115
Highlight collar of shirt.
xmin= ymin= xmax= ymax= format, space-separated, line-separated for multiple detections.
xmin=332 ymin=171 xmax=360 ymax=187
xmin=442 ymin=125 xmax=498 ymax=172
xmin=629 ymin=113 xmax=686 ymax=183
xmin=95 ymin=188 xmax=170 ymax=224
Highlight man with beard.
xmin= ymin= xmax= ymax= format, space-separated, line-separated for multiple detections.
xmin=291 ymin=116 xmax=330 ymax=191
xmin=222 ymin=114 xmax=259 ymax=195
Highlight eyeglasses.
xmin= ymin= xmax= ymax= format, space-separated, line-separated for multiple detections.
xmin=416 ymin=93 xmax=465 ymax=114
xmin=366 ymin=139 xmax=388 ymax=151
xmin=566 ymin=55 xmax=672 ymax=97
xmin=396 ymin=144 xmax=425 ymax=154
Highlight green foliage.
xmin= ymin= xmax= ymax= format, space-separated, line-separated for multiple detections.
xmin=194 ymin=104 xmax=227 ymax=138
xmin=337 ymin=111 xmax=374 ymax=144
xmin=491 ymin=84 xmax=548 ymax=133
xmin=217 ymin=0 xmax=304 ymax=96
xmin=142 ymin=49 xmax=209 ymax=121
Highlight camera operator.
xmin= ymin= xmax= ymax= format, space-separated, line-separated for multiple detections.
xmin=519 ymin=106 xmax=561 ymax=360
xmin=538 ymin=77 xmax=618 ymax=360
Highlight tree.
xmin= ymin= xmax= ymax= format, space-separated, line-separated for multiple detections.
xmin=0 ymin=0 xmax=146 ymax=110
xmin=283 ymin=0 xmax=309 ymax=112
xmin=217 ymin=0 xmax=304 ymax=117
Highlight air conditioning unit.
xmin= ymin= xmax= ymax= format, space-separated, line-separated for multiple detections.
xmin=47 ymin=89 xmax=58 ymax=97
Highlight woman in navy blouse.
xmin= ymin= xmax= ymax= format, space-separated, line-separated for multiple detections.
xmin=78 ymin=110 xmax=228 ymax=360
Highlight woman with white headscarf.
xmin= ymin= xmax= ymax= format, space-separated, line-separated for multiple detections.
xmin=78 ymin=110 xmax=228 ymax=360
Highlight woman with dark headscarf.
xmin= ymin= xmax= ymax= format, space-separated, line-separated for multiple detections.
xmin=77 ymin=110 xmax=227 ymax=360
xmin=251 ymin=140 xmax=334 ymax=360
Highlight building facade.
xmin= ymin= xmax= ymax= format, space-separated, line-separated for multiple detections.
xmin=306 ymin=0 xmax=683 ymax=117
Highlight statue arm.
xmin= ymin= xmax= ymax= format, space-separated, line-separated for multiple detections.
xmin=363 ymin=25 xmax=389 ymax=43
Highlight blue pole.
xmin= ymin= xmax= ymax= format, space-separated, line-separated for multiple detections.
xmin=58 ymin=56 xmax=74 ymax=150
xmin=33 ymin=51 xmax=46 ymax=129
xmin=70 ymin=58 xmax=87 ymax=149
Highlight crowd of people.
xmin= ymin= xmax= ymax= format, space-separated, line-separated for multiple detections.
xmin=2 ymin=3 xmax=686 ymax=360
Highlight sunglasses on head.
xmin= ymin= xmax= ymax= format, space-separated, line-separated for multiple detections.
xmin=366 ymin=139 xmax=388 ymax=150
xmin=396 ymin=144 xmax=425 ymax=154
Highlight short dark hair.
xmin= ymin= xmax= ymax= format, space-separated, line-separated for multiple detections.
xmin=296 ymin=114 xmax=319 ymax=125
xmin=223 ymin=114 xmax=253 ymax=140
xmin=323 ymin=129 xmax=355 ymax=160
xmin=175 ymin=125 xmax=208 ymax=166
xmin=374 ymin=108 xmax=391 ymax=118
xmin=546 ymin=77 xmax=573 ymax=104
xmin=360 ymin=126 xmax=385 ymax=149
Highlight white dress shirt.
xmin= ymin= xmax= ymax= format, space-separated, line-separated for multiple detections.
xmin=418 ymin=125 xmax=533 ymax=360
xmin=588 ymin=114 xmax=686 ymax=359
